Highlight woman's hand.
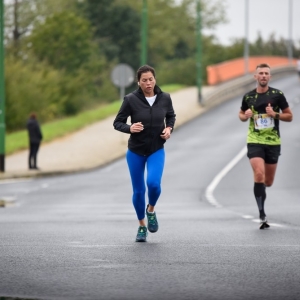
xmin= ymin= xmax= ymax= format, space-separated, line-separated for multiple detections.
xmin=160 ymin=127 xmax=172 ymax=140
xmin=130 ymin=122 xmax=144 ymax=133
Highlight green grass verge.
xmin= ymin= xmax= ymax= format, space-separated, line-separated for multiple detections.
xmin=6 ymin=84 xmax=185 ymax=155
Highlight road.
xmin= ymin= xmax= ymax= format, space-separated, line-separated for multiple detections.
xmin=0 ymin=75 xmax=300 ymax=300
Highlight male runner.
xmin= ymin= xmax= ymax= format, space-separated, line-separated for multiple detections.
xmin=239 ymin=63 xmax=293 ymax=229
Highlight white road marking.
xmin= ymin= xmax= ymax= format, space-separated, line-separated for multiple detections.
xmin=0 ymin=178 xmax=32 ymax=185
xmin=252 ymin=219 xmax=284 ymax=227
xmin=242 ymin=215 xmax=254 ymax=219
xmin=204 ymin=146 xmax=285 ymax=228
xmin=68 ymin=244 xmax=134 ymax=248
xmin=205 ymin=146 xmax=247 ymax=208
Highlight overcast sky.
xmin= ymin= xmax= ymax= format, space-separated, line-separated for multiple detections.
xmin=3 ymin=0 xmax=300 ymax=48
xmin=203 ymin=0 xmax=300 ymax=46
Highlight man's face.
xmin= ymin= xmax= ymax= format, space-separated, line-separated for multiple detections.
xmin=254 ymin=67 xmax=271 ymax=87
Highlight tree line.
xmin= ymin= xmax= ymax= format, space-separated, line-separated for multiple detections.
xmin=4 ymin=0 xmax=300 ymax=131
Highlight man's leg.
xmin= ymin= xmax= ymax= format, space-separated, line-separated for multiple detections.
xmin=249 ymin=157 xmax=267 ymax=218
xmin=264 ymin=163 xmax=277 ymax=187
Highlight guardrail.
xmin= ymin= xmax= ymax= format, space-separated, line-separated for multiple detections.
xmin=203 ymin=66 xmax=297 ymax=108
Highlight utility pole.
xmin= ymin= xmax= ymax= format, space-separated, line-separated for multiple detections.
xmin=140 ymin=0 xmax=148 ymax=66
xmin=0 ymin=0 xmax=5 ymax=172
xmin=196 ymin=0 xmax=202 ymax=104
xmin=244 ymin=0 xmax=249 ymax=74
xmin=287 ymin=0 xmax=293 ymax=65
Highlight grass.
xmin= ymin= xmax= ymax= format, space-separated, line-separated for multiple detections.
xmin=6 ymin=84 xmax=186 ymax=155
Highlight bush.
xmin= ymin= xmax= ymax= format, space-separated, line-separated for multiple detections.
xmin=5 ymin=57 xmax=65 ymax=131
xmin=156 ymin=58 xmax=201 ymax=86
xmin=5 ymin=55 xmax=118 ymax=131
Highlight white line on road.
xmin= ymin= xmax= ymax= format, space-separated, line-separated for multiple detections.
xmin=204 ymin=146 xmax=285 ymax=228
xmin=242 ymin=215 xmax=254 ymax=219
xmin=252 ymin=219 xmax=284 ymax=227
xmin=0 ymin=178 xmax=32 ymax=185
xmin=205 ymin=146 xmax=247 ymax=208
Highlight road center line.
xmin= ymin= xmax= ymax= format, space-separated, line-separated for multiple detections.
xmin=205 ymin=146 xmax=247 ymax=208
xmin=204 ymin=146 xmax=285 ymax=228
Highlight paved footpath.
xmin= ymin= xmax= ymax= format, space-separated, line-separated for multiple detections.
xmin=0 ymin=86 xmax=216 ymax=180
xmin=1 ymin=67 xmax=294 ymax=180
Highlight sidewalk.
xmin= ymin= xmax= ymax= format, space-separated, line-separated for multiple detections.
xmin=0 ymin=86 xmax=216 ymax=180
xmin=1 ymin=67 xmax=294 ymax=180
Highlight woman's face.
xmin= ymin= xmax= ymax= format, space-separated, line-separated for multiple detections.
xmin=138 ymin=71 xmax=156 ymax=97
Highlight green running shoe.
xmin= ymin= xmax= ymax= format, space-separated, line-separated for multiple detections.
xmin=136 ymin=226 xmax=148 ymax=242
xmin=146 ymin=205 xmax=159 ymax=233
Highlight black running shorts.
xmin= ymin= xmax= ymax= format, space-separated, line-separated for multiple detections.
xmin=247 ymin=143 xmax=281 ymax=164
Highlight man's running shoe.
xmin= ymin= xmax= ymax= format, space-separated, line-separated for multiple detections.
xmin=146 ymin=205 xmax=159 ymax=233
xmin=259 ymin=216 xmax=270 ymax=229
xmin=136 ymin=226 xmax=148 ymax=242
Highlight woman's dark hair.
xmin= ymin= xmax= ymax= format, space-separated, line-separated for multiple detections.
xmin=29 ymin=112 xmax=37 ymax=119
xmin=136 ymin=65 xmax=156 ymax=81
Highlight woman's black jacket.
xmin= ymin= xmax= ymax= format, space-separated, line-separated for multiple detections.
xmin=113 ymin=85 xmax=176 ymax=156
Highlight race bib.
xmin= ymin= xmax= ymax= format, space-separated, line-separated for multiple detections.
xmin=254 ymin=114 xmax=274 ymax=130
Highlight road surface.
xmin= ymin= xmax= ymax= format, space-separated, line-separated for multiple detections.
xmin=0 ymin=75 xmax=300 ymax=300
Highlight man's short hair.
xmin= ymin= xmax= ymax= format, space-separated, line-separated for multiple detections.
xmin=256 ymin=63 xmax=270 ymax=69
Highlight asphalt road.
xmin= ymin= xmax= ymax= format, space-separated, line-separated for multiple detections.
xmin=0 ymin=75 xmax=300 ymax=300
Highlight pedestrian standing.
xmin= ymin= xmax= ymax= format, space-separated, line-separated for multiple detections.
xmin=27 ymin=112 xmax=43 ymax=170
xmin=113 ymin=65 xmax=176 ymax=242
xmin=239 ymin=63 xmax=293 ymax=229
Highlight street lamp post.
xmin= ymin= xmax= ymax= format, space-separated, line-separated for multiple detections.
xmin=196 ymin=0 xmax=202 ymax=104
xmin=287 ymin=0 xmax=293 ymax=65
xmin=0 ymin=0 xmax=5 ymax=172
xmin=244 ymin=0 xmax=249 ymax=74
xmin=140 ymin=0 xmax=148 ymax=66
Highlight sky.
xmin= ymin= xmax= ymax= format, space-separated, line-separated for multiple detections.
xmin=203 ymin=0 xmax=300 ymax=46
xmin=3 ymin=0 xmax=300 ymax=48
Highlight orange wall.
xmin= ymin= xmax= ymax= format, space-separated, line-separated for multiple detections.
xmin=206 ymin=56 xmax=297 ymax=85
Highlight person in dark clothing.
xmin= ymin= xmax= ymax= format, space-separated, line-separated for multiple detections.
xmin=26 ymin=113 xmax=43 ymax=170
xmin=113 ymin=65 xmax=176 ymax=242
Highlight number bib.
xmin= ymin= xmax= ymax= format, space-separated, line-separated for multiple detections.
xmin=254 ymin=114 xmax=274 ymax=130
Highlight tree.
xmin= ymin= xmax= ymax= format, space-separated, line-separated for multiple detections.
xmin=4 ymin=0 xmax=78 ymax=55
xmin=79 ymin=0 xmax=141 ymax=69
xmin=28 ymin=11 xmax=94 ymax=72
xmin=121 ymin=0 xmax=227 ymax=64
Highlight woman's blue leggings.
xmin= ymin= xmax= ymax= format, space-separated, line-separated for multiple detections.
xmin=126 ymin=149 xmax=165 ymax=220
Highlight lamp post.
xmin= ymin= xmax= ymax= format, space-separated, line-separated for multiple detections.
xmin=140 ymin=0 xmax=148 ymax=66
xmin=196 ymin=0 xmax=202 ymax=104
xmin=0 ymin=0 xmax=5 ymax=172
xmin=287 ymin=0 xmax=293 ymax=65
xmin=244 ymin=0 xmax=249 ymax=74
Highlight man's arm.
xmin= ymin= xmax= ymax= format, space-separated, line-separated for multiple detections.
xmin=265 ymin=106 xmax=293 ymax=122
xmin=239 ymin=109 xmax=252 ymax=122
xmin=280 ymin=107 xmax=293 ymax=122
